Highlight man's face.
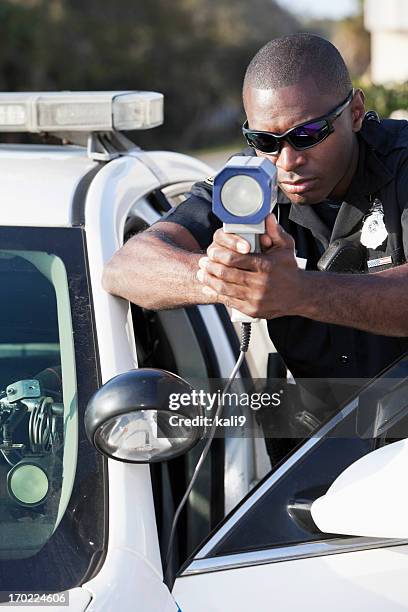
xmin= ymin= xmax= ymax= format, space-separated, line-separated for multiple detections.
xmin=243 ymin=78 xmax=363 ymax=205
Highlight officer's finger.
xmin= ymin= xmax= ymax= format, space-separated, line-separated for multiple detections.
xmin=264 ymin=213 xmax=293 ymax=249
xmin=213 ymin=294 xmax=256 ymax=317
xmin=206 ymin=246 xmax=259 ymax=271
xmin=196 ymin=269 xmax=248 ymax=300
xmin=212 ymin=228 xmax=251 ymax=254
xmin=259 ymin=233 xmax=273 ymax=250
xmin=198 ymin=257 xmax=253 ymax=284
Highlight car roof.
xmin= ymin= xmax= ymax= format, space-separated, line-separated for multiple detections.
xmin=0 ymin=144 xmax=99 ymax=227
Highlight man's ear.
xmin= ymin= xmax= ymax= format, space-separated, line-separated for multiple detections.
xmin=351 ymin=88 xmax=366 ymax=132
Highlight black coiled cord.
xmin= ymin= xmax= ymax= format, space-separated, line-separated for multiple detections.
xmin=29 ymin=397 xmax=55 ymax=453
xmin=240 ymin=321 xmax=252 ymax=353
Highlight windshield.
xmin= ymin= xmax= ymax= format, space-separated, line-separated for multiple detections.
xmin=0 ymin=227 xmax=105 ymax=593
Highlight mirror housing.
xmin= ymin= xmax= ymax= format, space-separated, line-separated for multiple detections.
xmin=311 ymin=438 xmax=408 ymax=538
xmin=85 ymin=368 xmax=204 ymax=463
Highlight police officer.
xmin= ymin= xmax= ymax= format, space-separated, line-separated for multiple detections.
xmin=103 ymin=33 xmax=408 ymax=423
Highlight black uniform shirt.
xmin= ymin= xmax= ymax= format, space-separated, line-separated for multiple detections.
xmin=159 ymin=118 xmax=408 ymax=393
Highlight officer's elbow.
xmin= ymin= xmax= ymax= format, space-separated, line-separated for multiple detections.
xmin=102 ymin=232 xmax=149 ymax=300
xmin=102 ymin=249 xmax=131 ymax=298
xmin=102 ymin=258 xmax=119 ymax=296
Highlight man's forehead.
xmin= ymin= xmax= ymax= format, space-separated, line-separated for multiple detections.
xmin=243 ymin=80 xmax=338 ymax=130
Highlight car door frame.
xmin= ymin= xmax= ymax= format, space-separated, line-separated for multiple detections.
xmin=176 ymin=365 xmax=408 ymax=580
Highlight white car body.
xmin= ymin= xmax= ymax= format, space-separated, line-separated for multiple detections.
xmin=1 ymin=135 xmax=408 ymax=612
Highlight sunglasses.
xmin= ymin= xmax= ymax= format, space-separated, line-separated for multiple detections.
xmin=242 ymin=89 xmax=355 ymax=155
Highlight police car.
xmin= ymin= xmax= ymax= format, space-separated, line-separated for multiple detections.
xmin=1 ymin=91 xmax=408 ymax=611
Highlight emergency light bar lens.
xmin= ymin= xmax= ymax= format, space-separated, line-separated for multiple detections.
xmin=0 ymin=104 xmax=27 ymax=127
xmin=113 ymin=93 xmax=164 ymax=130
xmin=38 ymin=100 xmax=112 ymax=130
xmin=220 ymin=175 xmax=264 ymax=217
xmin=0 ymin=91 xmax=164 ymax=133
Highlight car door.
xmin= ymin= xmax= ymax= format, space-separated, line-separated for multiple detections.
xmin=172 ymin=354 xmax=408 ymax=612
xmin=127 ymin=178 xmax=272 ymax=567
xmin=84 ymin=149 xmax=266 ymax=610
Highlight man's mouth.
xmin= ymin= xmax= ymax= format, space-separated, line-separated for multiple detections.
xmin=280 ymin=178 xmax=318 ymax=195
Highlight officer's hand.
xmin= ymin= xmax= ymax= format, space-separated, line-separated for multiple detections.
xmin=196 ymin=214 xmax=305 ymax=318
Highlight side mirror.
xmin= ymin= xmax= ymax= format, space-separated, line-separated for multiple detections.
xmin=85 ymin=368 xmax=204 ymax=463
xmin=311 ymin=438 xmax=408 ymax=538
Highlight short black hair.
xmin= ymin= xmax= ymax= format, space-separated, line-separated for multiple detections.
xmin=243 ymin=33 xmax=352 ymax=99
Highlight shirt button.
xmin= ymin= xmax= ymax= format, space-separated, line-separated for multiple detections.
xmin=340 ymin=355 xmax=349 ymax=364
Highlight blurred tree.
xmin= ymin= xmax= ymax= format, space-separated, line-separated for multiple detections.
xmin=332 ymin=2 xmax=370 ymax=80
xmin=0 ymin=1 xmax=38 ymax=91
xmin=0 ymin=0 xmax=300 ymax=149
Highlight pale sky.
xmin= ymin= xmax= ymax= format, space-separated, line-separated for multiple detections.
xmin=277 ymin=0 xmax=359 ymax=20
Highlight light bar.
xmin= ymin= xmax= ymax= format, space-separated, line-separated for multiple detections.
xmin=0 ymin=91 xmax=163 ymax=133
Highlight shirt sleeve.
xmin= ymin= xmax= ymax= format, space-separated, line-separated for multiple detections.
xmin=158 ymin=178 xmax=222 ymax=250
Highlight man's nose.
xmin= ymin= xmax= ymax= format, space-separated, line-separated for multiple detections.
xmin=275 ymin=141 xmax=306 ymax=173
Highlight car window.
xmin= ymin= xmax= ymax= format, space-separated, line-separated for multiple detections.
xmin=194 ymin=356 xmax=408 ymax=560
xmin=0 ymin=228 xmax=105 ymax=593
xmin=0 ymin=251 xmax=72 ymax=552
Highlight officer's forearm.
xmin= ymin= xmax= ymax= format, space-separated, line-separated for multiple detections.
xmin=102 ymin=231 xmax=210 ymax=310
xmin=299 ymin=264 xmax=408 ymax=337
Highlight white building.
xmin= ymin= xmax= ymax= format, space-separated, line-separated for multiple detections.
xmin=364 ymin=0 xmax=408 ymax=84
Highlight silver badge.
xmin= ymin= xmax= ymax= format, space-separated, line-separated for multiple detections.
xmin=360 ymin=199 xmax=388 ymax=249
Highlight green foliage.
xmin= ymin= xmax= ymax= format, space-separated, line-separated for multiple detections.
xmin=356 ymin=81 xmax=408 ymax=118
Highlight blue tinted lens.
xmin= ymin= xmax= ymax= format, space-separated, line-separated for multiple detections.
xmin=289 ymin=120 xmax=329 ymax=147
